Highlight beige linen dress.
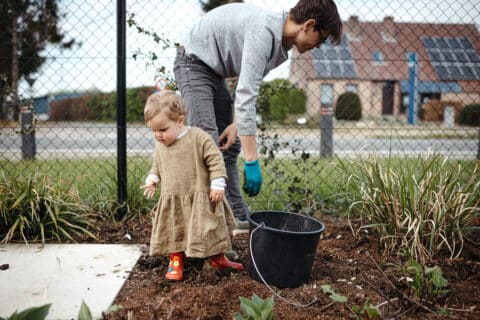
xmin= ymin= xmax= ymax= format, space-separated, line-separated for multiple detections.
xmin=148 ymin=127 xmax=234 ymax=258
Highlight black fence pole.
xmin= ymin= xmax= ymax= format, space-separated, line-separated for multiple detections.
xmin=477 ymin=128 xmax=480 ymax=160
xmin=116 ymin=0 xmax=127 ymax=219
xmin=20 ymin=104 xmax=36 ymax=160
xmin=320 ymin=103 xmax=333 ymax=158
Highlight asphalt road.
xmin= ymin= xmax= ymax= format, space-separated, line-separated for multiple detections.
xmin=0 ymin=123 xmax=478 ymax=159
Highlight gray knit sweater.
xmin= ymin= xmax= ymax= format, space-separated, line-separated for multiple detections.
xmin=182 ymin=3 xmax=290 ymax=135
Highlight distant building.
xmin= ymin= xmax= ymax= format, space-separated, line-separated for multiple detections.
xmin=33 ymin=92 xmax=88 ymax=120
xmin=290 ymin=16 xmax=480 ymax=118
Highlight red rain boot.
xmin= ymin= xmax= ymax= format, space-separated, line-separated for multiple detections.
xmin=165 ymin=252 xmax=184 ymax=281
xmin=210 ymin=253 xmax=243 ymax=271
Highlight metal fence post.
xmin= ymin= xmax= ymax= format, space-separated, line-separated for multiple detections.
xmin=477 ymin=128 xmax=480 ymax=160
xmin=320 ymin=104 xmax=333 ymax=158
xmin=20 ymin=105 xmax=36 ymax=160
xmin=116 ymin=0 xmax=127 ymax=220
xmin=407 ymin=52 xmax=419 ymax=125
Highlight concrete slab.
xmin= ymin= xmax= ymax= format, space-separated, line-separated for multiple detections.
xmin=0 ymin=244 xmax=143 ymax=319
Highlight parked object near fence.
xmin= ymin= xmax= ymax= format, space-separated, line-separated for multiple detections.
xmin=247 ymin=211 xmax=325 ymax=288
xmin=420 ymin=99 xmax=462 ymax=122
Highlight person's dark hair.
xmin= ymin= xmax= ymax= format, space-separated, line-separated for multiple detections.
xmin=289 ymin=0 xmax=343 ymax=45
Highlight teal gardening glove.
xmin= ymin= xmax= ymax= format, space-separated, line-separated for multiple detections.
xmin=243 ymin=159 xmax=262 ymax=197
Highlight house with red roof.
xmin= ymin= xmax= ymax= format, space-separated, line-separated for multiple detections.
xmin=289 ymin=16 xmax=480 ymax=120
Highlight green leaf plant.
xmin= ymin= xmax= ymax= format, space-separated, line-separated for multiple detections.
xmin=0 ymin=172 xmax=97 ymax=244
xmin=0 ymin=304 xmax=51 ymax=320
xmin=339 ymin=154 xmax=480 ymax=263
xmin=402 ymin=259 xmax=449 ymax=302
xmin=0 ymin=301 xmax=121 ymax=320
xmin=233 ymin=294 xmax=274 ymax=320
xmin=321 ymin=285 xmax=381 ymax=320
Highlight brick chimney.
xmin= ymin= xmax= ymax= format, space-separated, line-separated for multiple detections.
xmin=381 ymin=16 xmax=396 ymax=42
xmin=347 ymin=15 xmax=362 ymax=41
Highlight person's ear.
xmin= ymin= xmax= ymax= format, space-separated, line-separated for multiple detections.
xmin=303 ymin=19 xmax=316 ymax=31
xmin=177 ymin=115 xmax=185 ymax=126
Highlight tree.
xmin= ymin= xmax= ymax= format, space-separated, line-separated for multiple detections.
xmin=0 ymin=0 xmax=75 ymax=120
xmin=257 ymin=79 xmax=306 ymax=122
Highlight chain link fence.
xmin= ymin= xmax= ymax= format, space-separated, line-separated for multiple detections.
xmin=1 ymin=0 xmax=479 ymax=215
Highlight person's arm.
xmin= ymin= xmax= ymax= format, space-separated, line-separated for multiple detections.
xmin=140 ymin=143 xmax=161 ymax=198
xmin=239 ymin=135 xmax=258 ymax=162
xmin=233 ymin=28 xmax=272 ymax=196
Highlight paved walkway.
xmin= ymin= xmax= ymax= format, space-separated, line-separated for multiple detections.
xmin=0 ymin=244 xmax=142 ymax=319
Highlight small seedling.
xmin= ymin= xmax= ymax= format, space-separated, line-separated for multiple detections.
xmin=351 ymin=299 xmax=381 ymax=320
xmin=321 ymin=285 xmax=381 ymax=319
xmin=404 ymin=259 xmax=448 ymax=301
xmin=0 ymin=304 xmax=51 ymax=320
xmin=234 ymin=294 xmax=274 ymax=320
xmin=321 ymin=285 xmax=347 ymax=303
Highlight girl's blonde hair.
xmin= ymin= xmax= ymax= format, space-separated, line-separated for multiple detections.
xmin=144 ymin=91 xmax=187 ymax=123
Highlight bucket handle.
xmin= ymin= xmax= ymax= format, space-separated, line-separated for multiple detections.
xmin=249 ymin=223 xmax=318 ymax=308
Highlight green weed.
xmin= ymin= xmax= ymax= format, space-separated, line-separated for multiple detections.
xmin=0 ymin=172 xmax=97 ymax=243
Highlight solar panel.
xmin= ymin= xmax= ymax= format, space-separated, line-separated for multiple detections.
xmin=448 ymin=65 xmax=463 ymax=78
xmin=437 ymin=38 xmax=448 ymax=49
xmin=423 ymin=37 xmax=480 ymax=80
xmin=460 ymin=38 xmax=474 ymax=49
xmin=423 ymin=37 xmax=435 ymax=48
xmin=316 ymin=63 xmax=328 ymax=75
xmin=474 ymin=67 xmax=480 ymax=77
xmin=448 ymin=38 xmax=461 ymax=49
xmin=311 ymin=35 xmax=357 ymax=79
xmin=443 ymin=50 xmax=455 ymax=62
xmin=331 ymin=63 xmax=342 ymax=76
xmin=339 ymin=48 xmax=351 ymax=60
xmin=434 ymin=65 xmax=448 ymax=80
xmin=344 ymin=64 xmax=356 ymax=77
xmin=456 ymin=52 xmax=468 ymax=63
xmin=429 ymin=51 xmax=442 ymax=62
xmin=461 ymin=66 xmax=475 ymax=78
xmin=467 ymin=52 xmax=480 ymax=63
xmin=326 ymin=48 xmax=337 ymax=59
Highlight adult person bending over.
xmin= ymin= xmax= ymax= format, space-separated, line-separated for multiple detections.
xmin=174 ymin=0 xmax=342 ymax=228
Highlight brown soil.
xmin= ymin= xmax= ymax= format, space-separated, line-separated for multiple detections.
xmin=95 ymin=215 xmax=480 ymax=320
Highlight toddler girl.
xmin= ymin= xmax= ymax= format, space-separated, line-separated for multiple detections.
xmin=141 ymin=90 xmax=243 ymax=281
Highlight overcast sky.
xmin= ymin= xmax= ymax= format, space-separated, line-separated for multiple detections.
xmin=20 ymin=0 xmax=480 ymax=97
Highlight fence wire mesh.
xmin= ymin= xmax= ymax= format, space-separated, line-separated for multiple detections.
xmin=1 ymin=0 xmax=479 ymax=214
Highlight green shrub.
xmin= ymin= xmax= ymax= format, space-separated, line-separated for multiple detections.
xmin=257 ymin=79 xmax=306 ymax=121
xmin=87 ymin=87 xmax=153 ymax=123
xmin=0 ymin=172 xmax=97 ymax=243
xmin=49 ymin=96 xmax=91 ymax=121
xmin=86 ymin=92 xmax=116 ymax=121
xmin=339 ymin=154 xmax=480 ymax=262
xmin=126 ymin=86 xmax=154 ymax=122
xmin=335 ymin=92 xmax=362 ymax=121
xmin=458 ymin=103 xmax=480 ymax=126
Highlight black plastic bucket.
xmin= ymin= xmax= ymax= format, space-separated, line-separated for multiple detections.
xmin=247 ymin=211 xmax=325 ymax=288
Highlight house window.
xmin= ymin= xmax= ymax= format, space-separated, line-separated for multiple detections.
xmin=320 ymin=84 xmax=334 ymax=105
xmin=373 ymin=50 xmax=384 ymax=64
xmin=346 ymin=84 xmax=358 ymax=93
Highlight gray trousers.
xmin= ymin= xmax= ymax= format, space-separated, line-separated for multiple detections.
xmin=173 ymin=47 xmax=249 ymax=219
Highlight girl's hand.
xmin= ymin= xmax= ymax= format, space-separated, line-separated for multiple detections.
xmin=209 ymin=188 xmax=224 ymax=203
xmin=140 ymin=182 xmax=157 ymax=199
